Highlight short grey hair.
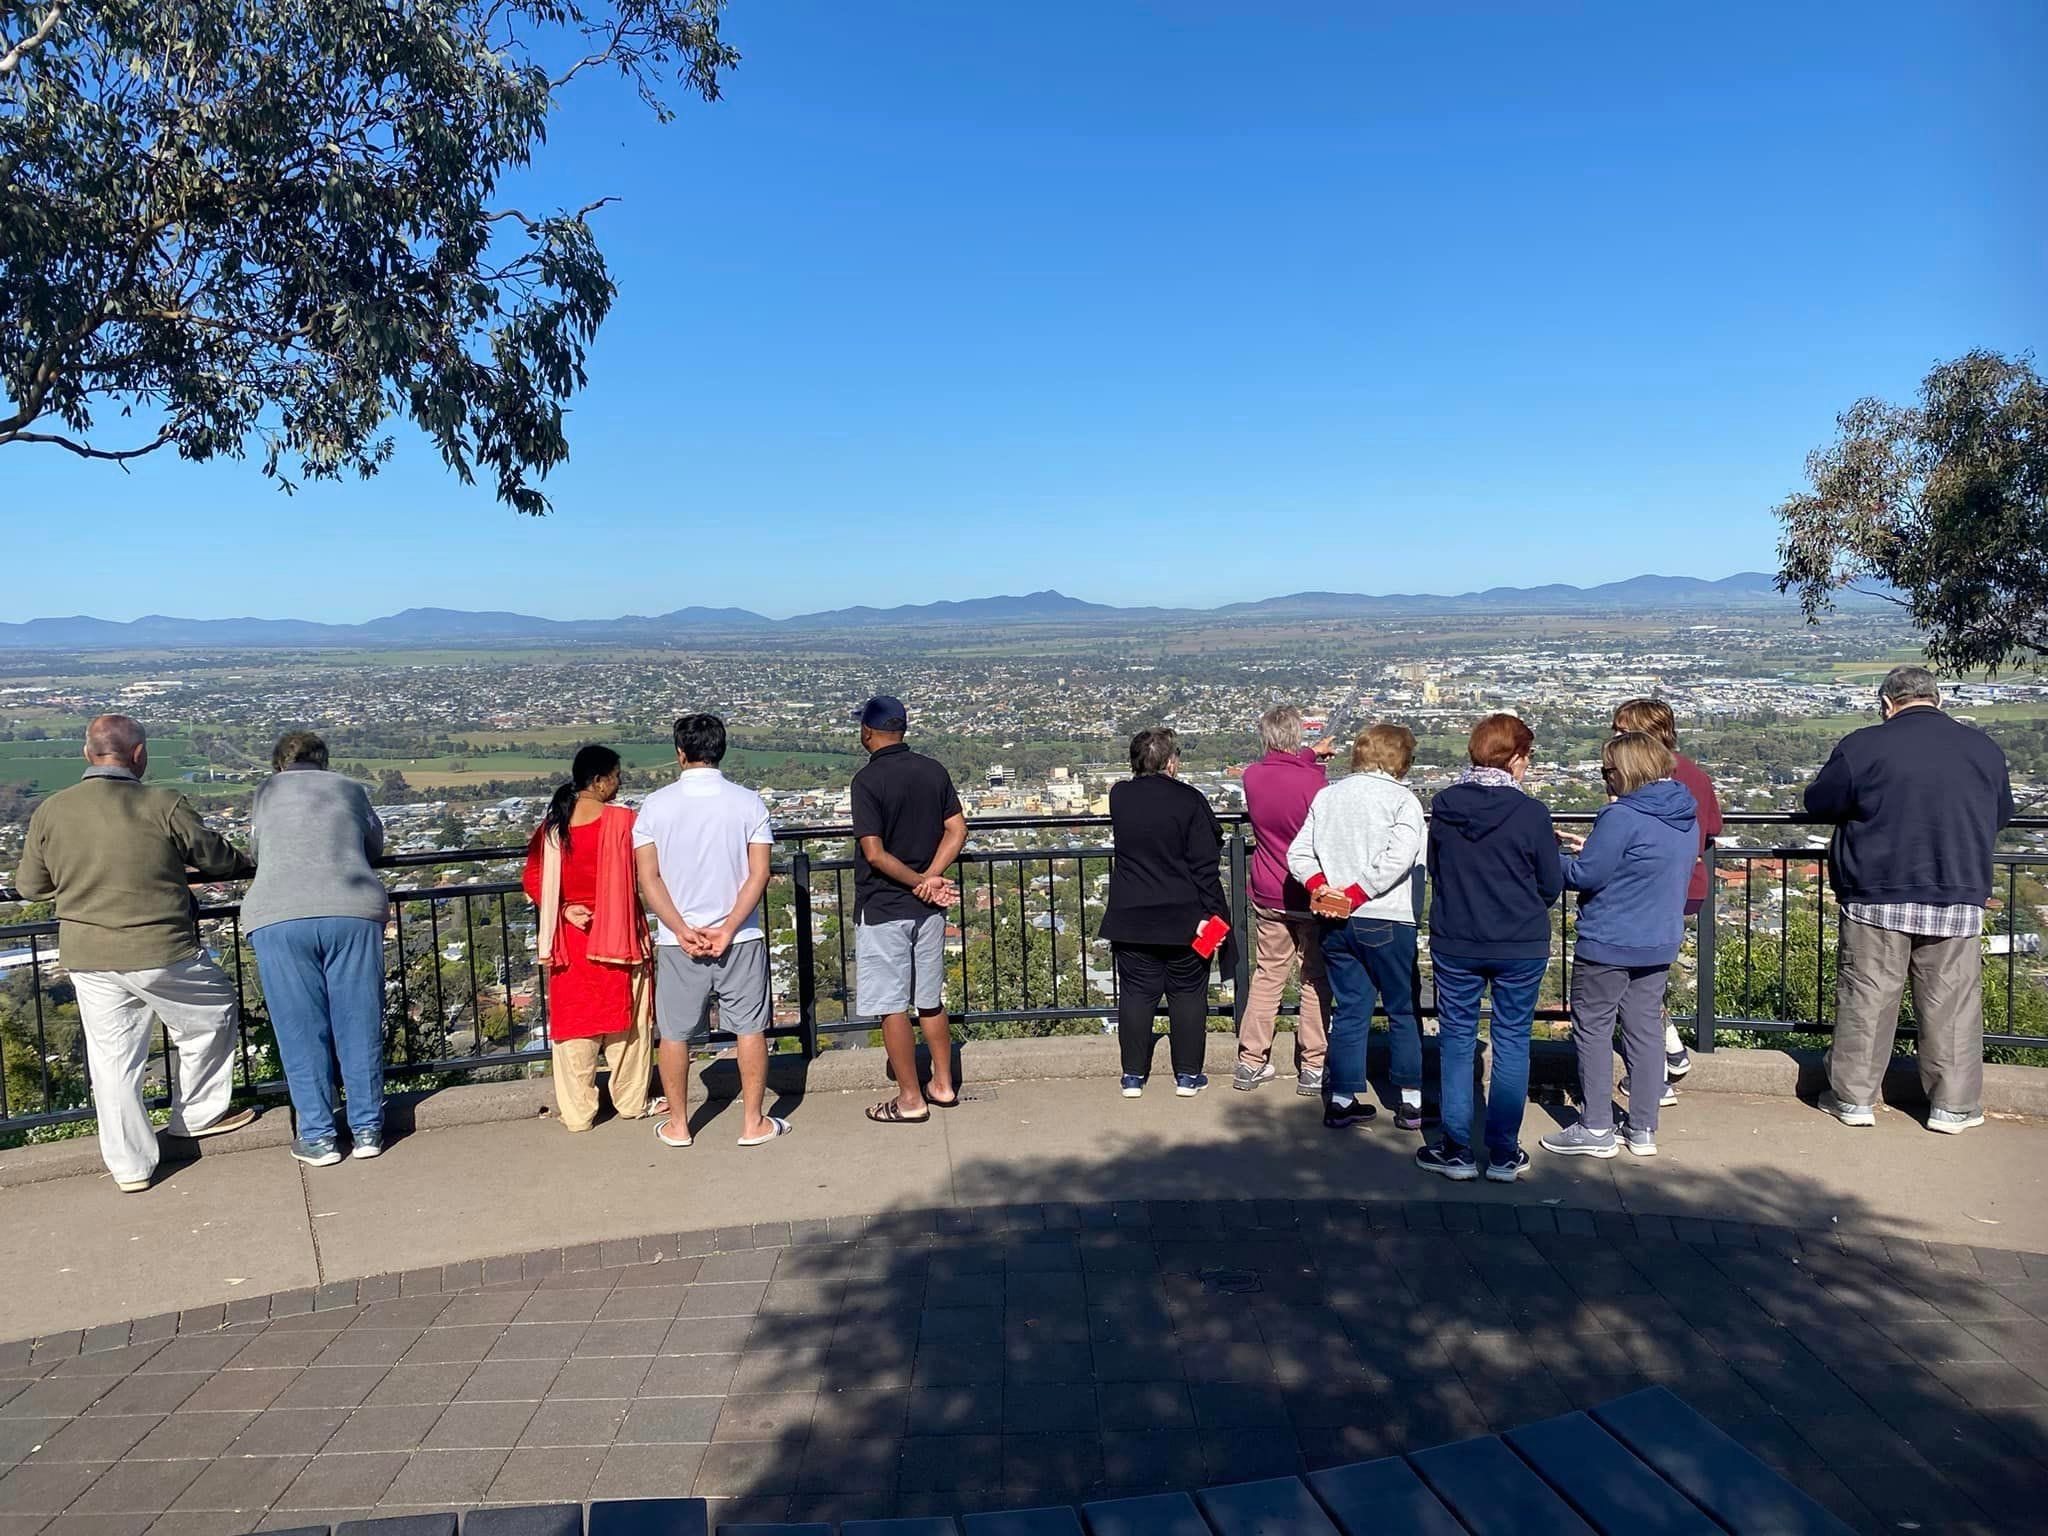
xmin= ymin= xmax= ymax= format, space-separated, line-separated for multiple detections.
xmin=1258 ymin=705 xmax=1303 ymax=755
xmin=1879 ymin=665 xmax=1941 ymax=709
xmin=84 ymin=713 xmax=145 ymax=760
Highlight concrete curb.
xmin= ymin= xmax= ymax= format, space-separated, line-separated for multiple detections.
xmin=4 ymin=1031 xmax=2042 ymax=1189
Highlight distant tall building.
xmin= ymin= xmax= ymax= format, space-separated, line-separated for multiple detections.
xmin=987 ymin=764 xmax=1006 ymax=788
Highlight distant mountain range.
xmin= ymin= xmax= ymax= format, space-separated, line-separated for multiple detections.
xmin=0 ymin=572 xmax=1836 ymax=649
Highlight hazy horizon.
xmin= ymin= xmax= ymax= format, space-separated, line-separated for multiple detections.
xmin=6 ymin=2 xmax=2041 ymax=622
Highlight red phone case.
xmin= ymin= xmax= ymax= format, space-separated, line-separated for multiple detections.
xmin=1193 ymin=916 xmax=1229 ymax=958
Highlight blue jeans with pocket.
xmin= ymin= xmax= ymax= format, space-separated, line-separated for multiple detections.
xmin=250 ymin=916 xmax=386 ymax=1144
xmin=1319 ymin=918 xmax=1421 ymax=1099
xmin=1430 ymin=951 xmax=1547 ymax=1163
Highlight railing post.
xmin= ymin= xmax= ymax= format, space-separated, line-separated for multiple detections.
xmin=1228 ymin=823 xmax=1251 ymax=1026
xmin=1695 ymin=841 xmax=1717 ymax=1053
xmin=792 ymin=849 xmax=818 ymax=1059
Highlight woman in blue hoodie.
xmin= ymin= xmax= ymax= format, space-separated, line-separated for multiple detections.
xmin=1421 ymin=714 xmax=1563 ymax=1184
xmin=1541 ymin=731 xmax=1697 ymax=1161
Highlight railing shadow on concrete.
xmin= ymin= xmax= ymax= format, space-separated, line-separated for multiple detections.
xmin=551 ymin=1121 xmax=2044 ymax=1534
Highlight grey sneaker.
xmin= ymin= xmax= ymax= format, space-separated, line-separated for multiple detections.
xmin=1818 ymin=1090 xmax=1875 ymax=1127
xmin=1540 ymin=1122 xmax=1618 ymax=1158
xmin=1233 ymin=1060 xmax=1275 ymax=1092
xmin=1295 ymin=1067 xmax=1324 ymax=1097
xmin=1927 ymin=1107 xmax=1984 ymax=1135
xmin=1665 ymin=1046 xmax=1692 ymax=1079
xmin=350 ymin=1128 xmax=384 ymax=1159
xmin=1623 ymin=1125 xmax=1658 ymax=1157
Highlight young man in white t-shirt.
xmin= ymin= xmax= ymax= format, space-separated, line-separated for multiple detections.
xmin=632 ymin=714 xmax=787 ymax=1148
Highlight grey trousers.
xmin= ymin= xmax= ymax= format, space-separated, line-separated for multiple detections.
xmin=1571 ymin=960 xmax=1671 ymax=1134
xmin=1828 ymin=917 xmax=1983 ymax=1113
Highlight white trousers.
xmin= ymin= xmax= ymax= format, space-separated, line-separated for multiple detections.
xmin=71 ymin=954 xmax=240 ymax=1184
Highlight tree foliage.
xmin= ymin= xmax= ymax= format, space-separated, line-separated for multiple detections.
xmin=0 ymin=0 xmax=737 ymax=511
xmin=1775 ymin=350 xmax=2048 ymax=673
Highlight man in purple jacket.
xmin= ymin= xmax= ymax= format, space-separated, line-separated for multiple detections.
xmin=1236 ymin=705 xmax=1337 ymax=1093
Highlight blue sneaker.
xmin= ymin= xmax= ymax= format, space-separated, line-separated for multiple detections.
xmin=1120 ymin=1074 xmax=1145 ymax=1098
xmin=350 ymin=1128 xmax=384 ymax=1160
xmin=292 ymin=1137 xmax=342 ymax=1168
xmin=1174 ymin=1073 xmax=1209 ymax=1097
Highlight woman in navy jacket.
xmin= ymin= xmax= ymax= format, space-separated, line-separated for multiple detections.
xmin=1100 ymin=728 xmax=1230 ymax=1098
xmin=1421 ymin=714 xmax=1563 ymax=1183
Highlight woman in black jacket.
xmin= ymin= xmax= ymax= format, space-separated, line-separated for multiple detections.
xmin=1100 ymin=728 xmax=1229 ymax=1097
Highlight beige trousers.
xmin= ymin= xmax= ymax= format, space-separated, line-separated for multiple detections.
xmin=1828 ymin=916 xmax=1983 ymax=1113
xmin=1237 ymin=907 xmax=1332 ymax=1071
xmin=552 ymin=966 xmax=656 ymax=1132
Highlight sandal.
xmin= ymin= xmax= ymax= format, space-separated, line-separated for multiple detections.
xmin=866 ymin=1099 xmax=931 ymax=1124
xmin=926 ymin=1090 xmax=960 ymax=1109
xmin=654 ymin=1119 xmax=693 ymax=1148
xmin=738 ymin=1116 xmax=794 ymax=1146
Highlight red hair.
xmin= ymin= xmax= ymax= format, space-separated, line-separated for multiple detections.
xmin=1467 ymin=713 xmax=1534 ymax=769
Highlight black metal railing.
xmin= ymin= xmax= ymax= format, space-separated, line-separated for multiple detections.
xmin=1 ymin=811 xmax=2043 ymax=1136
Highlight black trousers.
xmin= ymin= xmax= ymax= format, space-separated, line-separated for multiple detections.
xmin=1114 ymin=942 xmax=1211 ymax=1078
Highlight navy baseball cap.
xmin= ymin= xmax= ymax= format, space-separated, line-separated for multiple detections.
xmin=858 ymin=695 xmax=908 ymax=731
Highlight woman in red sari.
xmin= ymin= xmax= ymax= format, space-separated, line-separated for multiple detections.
xmin=522 ymin=746 xmax=660 ymax=1131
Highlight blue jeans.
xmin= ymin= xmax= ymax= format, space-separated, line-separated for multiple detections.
xmin=1430 ymin=951 xmax=1547 ymax=1163
xmin=251 ymin=917 xmax=386 ymax=1144
xmin=1319 ymin=918 xmax=1421 ymax=1099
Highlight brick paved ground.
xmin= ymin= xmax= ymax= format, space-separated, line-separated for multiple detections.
xmin=4 ymin=1201 xmax=2046 ymax=1536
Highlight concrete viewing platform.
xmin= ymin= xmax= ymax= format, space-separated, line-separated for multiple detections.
xmin=2 ymin=1039 xmax=2046 ymax=1536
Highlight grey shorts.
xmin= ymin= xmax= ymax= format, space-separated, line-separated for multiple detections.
xmin=655 ymin=940 xmax=770 ymax=1043
xmin=856 ymin=911 xmax=948 ymax=1016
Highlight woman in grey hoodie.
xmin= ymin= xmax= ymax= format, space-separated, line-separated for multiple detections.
xmin=244 ymin=732 xmax=388 ymax=1167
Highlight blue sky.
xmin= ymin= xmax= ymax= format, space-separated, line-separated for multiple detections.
xmin=7 ymin=0 xmax=2044 ymax=622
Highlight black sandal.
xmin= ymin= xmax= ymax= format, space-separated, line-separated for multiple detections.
xmin=867 ymin=1099 xmax=931 ymax=1124
xmin=926 ymin=1090 xmax=960 ymax=1109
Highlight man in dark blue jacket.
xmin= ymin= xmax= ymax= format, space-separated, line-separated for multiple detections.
xmin=1804 ymin=666 xmax=2014 ymax=1134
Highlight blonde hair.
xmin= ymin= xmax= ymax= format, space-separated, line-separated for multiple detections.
xmin=1602 ymin=731 xmax=1673 ymax=797
xmin=1611 ymin=698 xmax=1677 ymax=751
xmin=1351 ymin=722 xmax=1416 ymax=779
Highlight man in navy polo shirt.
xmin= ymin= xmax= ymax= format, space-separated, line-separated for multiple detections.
xmin=851 ymin=696 xmax=968 ymax=1124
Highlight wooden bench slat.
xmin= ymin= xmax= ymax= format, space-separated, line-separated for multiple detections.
xmin=1307 ymin=1457 xmax=1468 ymax=1536
xmin=1194 ymin=1477 xmax=1341 ymax=1536
xmin=588 ymin=1499 xmax=711 ymax=1536
xmin=1081 ymin=1491 xmax=1214 ymax=1536
xmin=841 ymin=1520 xmax=961 ymax=1536
xmin=1590 ymin=1386 xmax=1858 ymax=1536
xmin=1504 ymin=1412 xmax=1721 ymax=1535
xmin=337 ymin=1518 xmax=458 ymax=1536
xmin=1409 ymin=1435 xmax=1598 ymax=1536
xmin=962 ymin=1508 xmax=1088 ymax=1536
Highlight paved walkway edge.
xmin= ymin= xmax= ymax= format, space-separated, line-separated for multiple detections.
xmin=8 ymin=1195 xmax=2046 ymax=1364
xmin=6 ymin=1034 xmax=2043 ymax=1189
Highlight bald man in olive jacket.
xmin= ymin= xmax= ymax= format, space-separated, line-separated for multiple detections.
xmin=15 ymin=715 xmax=257 ymax=1190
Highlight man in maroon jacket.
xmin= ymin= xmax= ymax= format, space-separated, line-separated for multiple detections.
xmin=1237 ymin=705 xmax=1337 ymax=1093
xmin=1612 ymin=700 xmax=1723 ymax=1101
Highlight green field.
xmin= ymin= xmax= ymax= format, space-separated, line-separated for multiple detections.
xmin=0 ymin=735 xmax=209 ymax=791
xmin=334 ymin=740 xmax=864 ymax=791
